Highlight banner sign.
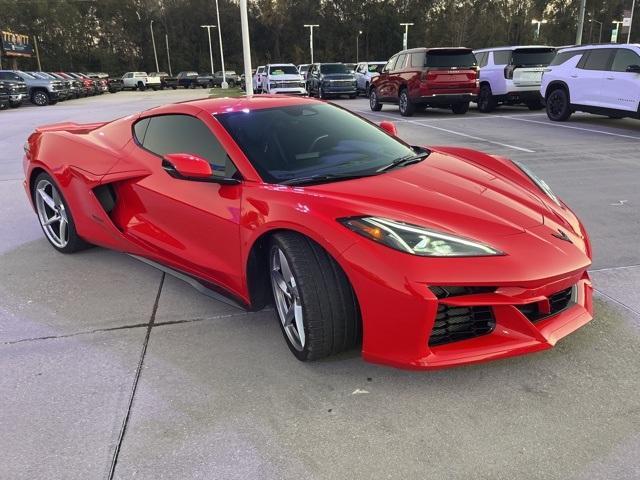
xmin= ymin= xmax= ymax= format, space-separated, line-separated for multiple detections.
xmin=1 ymin=31 xmax=33 ymax=57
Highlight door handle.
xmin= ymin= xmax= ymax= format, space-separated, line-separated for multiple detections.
xmin=570 ymin=74 xmax=578 ymax=78
xmin=606 ymin=77 xmax=615 ymax=80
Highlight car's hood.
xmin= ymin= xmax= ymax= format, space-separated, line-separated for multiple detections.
xmin=306 ymin=150 xmax=550 ymax=241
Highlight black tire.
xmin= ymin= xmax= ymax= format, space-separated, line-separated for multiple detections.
xmin=398 ymin=88 xmax=415 ymax=117
xmin=364 ymin=82 xmax=370 ymax=97
xmin=228 ymin=80 xmax=236 ymax=88
xmin=172 ymin=86 xmax=177 ymax=90
xmin=477 ymin=84 xmax=496 ymax=113
xmin=318 ymin=85 xmax=326 ymax=99
xmin=9 ymin=101 xmax=22 ymax=108
xmin=31 ymin=90 xmax=50 ymax=106
xmin=31 ymin=172 xmax=91 ymax=254
xmin=369 ymin=87 xmax=382 ymax=111
xmin=526 ymin=98 xmax=544 ymax=110
xmin=546 ymin=88 xmax=572 ymax=121
xmin=451 ymin=102 xmax=470 ymax=114
xmin=349 ymin=93 xmax=357 ymax=99
xmin=138 ymin=83 xmax=145 ymax=91
xmin=269 ymin=232 xmax=360 ymax=361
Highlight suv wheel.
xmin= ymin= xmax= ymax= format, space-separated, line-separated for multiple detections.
xmin=137 ymin=82 xmax=145 ymax=91
xmin=369 ymin=88 xmax=382 ymax=111
xmin=451 ymin=102 xmax=470 ymax=114
xmin=9 ymin=100 xmax=22 ymax=108
xmin=546 ymin=88 xmax=572 ymax=121
xmin=31 ymin=90 xmax=50 ymax=106
xmin=318 ymin=85 xmax=326 ymax=99
xmin=477 ymin=84 xmax=496 ymax=113
xmin=398 ymin=89 xmax=415 ymax=117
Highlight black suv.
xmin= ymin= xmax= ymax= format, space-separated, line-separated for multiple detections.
xmin=306 ymin=63 xmax=357 ymax=99
xmin=176 ymin=71 xmax=199 ymax=88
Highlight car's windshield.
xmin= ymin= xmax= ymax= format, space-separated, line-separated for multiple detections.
xmin=269 ymin=65 xmax=298 ymax=75
xmin=17 ymin=71 xmax=36 ymax=79
xmin=299 ymin=65 xmax=310 ymax=74
xmin=320 ymin=64 xmax=348 ymax=74
xmin=512 ymin=48 xmax=556 ymax=66
xmin=216 ymin=103 xmax=416 ymax=184
xmin=425 ymin=50 xmax=477 ymax=68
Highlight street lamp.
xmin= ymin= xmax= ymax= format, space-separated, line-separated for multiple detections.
xmin=531 ymin=19 xmax=548 ymax=39
xmin=304 ymin=24 xmax=319 ymax=64
xmin=628 ymin=0 xmax=636 ymax=43
xmin=356 ymin=30 xmax=362 ymax=63
xmin=165 ymin=34 xmax=172 ymax=77
xmin=589 ymin=19 xmax=603 ymax=43
xmin=400 ymin=23 xmax=414 ymax=50
xmin=214 ymin=0 xmax=228 ymax=89
xmin=201 ymin=25 xmax=216 ymax=78
xmin=150 ymin=20 xmax=159 ymax=73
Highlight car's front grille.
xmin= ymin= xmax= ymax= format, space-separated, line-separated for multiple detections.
xmin=272 ymin=80 xmax=301 ymax=88
xmin=516 ymin=286 xmax=575 ymax=323
xmin=428 ymin=286 xmax=497 ymax=346
xmin=328 ymin=79 xmax=355 ymax=85
xmin=430 ymin=305 xmax=496 ymax=346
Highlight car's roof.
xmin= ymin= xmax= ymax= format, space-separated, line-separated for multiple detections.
xmin=558 ymin=43 xmax=640 ymax=52
xmin=474 ymin=45 xmax=554 ymax=52
xmin=400 ymin=47 xmax=473 ymax=54
xmin=189 ymin=95 xmax=320 ymax=115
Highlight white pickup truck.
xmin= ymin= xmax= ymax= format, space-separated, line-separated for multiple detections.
xmin=121 ymin=72 xmax=162 ymax=91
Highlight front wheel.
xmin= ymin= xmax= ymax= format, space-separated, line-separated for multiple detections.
xmin=546 ymin=88 xmax=572 ymax=121
xmin=31 ymin=90 xmax=50 ymax=106
xmin=32 ymin=172 xmax=90 ymax=253
xmin=9 ymin=100 xmax=22 ymax=108
xmin=269 ymin=233 xmax=360 ymax=361
xmin=451 ymin=102 xmax=470 ymax=114
xmin=369 ymin=88 xmax=382 ymax=111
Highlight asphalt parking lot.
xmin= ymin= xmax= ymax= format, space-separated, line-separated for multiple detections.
xmin=1 ymin=90 xmax=639 ymax=480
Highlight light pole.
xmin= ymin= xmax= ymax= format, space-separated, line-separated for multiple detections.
xmin=165 ymin=34 xmax=172 ymax=76
xmin=201 ymin=25 xmax=216 ymax=78
xmin=576 ymin=0 xmax=587 ymax=44
xmin=356 ymin=30 xmax=362 ymax=63
xmin=150 ymin=20 xmax=159 ymax=73
xmin=612 ymin=20 xmax=623 ymax=42
xmin=304 ymin=24 xmax=319 ymax=64
xmin=214 ymin=0 xmax=228 ymax=89
xmin=589 ymin=19 xmax=603 ymax=43
xmin=531 ymin=19 xmax=548 ymax=39
xmin=240 ymin=0 xmax=253 ymax=96
xmin=400 ymin=23 xmax=413 ymax=50
xmin=33 ymin=35 xmax=42 ymax=71
xmin=628 ymin=0 xmax=636 ymax=43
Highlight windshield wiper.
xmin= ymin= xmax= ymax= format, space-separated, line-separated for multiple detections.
xmin=281 ymin=172 xmax=378 ymax=186
xmin=377 ymin=151 xmax=430 ymax=172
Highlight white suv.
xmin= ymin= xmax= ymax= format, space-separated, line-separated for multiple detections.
xmin=473 ymin=46 xmax=556 ymax=112
xmin=262 ymin=64 xmax=306 ymax=95
xmin=252 ymin=65 xmax=266 ymax=93
xmin=354 ymin=61 xmax=386 ymax=96
xmin=541 ymin=44 xmax=640 ymax=121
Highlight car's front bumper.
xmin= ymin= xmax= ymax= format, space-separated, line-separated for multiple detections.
xmin=268 ymin=87 xmax=307 ymax=95
xmin=338 ymin=223 xmax=593 ymax=370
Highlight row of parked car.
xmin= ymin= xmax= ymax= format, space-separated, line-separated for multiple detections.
xmin=121 ymin=71 xmax=242 ymax=91
xmin=245 ymin=43 xmax=640 ymax=122
xmin=0 ymin=70 xmax=124 ymax=108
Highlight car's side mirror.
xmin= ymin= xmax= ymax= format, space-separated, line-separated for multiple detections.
xmin=625 ymin=64 xmax=640 ymax=73
xmin=379 ymin=121 xmax=398 ymax=137
xmin=162 ymin=153 xmax=240 ymax=185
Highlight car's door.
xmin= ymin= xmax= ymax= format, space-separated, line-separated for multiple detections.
xmin=572 ymin=48 xmax=615 ymax=107
xmin=388 ymin=53 xmax=407 ymax=100
xmin=355 ymin=63 xmax=366 ymax=90
xmin=122 ymin=72 xmax=133 ymax=88
xmin=118 ymin=112 xmax=244 ymax=294
xmin=601 ymin=47 xmax=640 ymax=112
xmin=377 ymin=55 xmax=398 ymax=99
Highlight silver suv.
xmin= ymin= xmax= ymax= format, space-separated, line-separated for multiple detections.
xmin=0 ymin=70 xmax=65 ymax=106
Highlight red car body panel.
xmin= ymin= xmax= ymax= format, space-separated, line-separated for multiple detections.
xmin=23 ymin=95 xmax=593 ymax=369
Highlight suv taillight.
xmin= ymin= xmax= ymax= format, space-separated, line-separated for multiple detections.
xmin=504 ymin=65 xmax=515 ymax=79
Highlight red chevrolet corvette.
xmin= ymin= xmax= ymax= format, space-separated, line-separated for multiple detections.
xmin=23 ymin=95 xmax=593 ymax=369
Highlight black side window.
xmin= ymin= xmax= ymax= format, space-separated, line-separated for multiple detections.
xmin=579 ymin=49 xmax=614 ymax=71
xmin=476 ymin=52 xmax=488 ymax=67
xmin=133 ymin=118 xmax=150 ymax=145
xmin=394 ymin=54 xmax=407 ymax=71
xmin=611 ymin=48 xmax=640 ymax=72
xmin=550 ymin=51 xmax=582 ymax=66
xmin=493 ymin=50 xmax=511 ymax=65
xmin=140 ymin=114 xmax=235 ymax=177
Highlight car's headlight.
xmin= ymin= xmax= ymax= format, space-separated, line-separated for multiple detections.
xmin=339 ymin=217 xmax=503 ymax=257
xmin=513 ymin=161 xmax=562 ymax=207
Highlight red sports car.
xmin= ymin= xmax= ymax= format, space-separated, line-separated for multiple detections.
xmin=23 ymin=96 xmax=593 ymax=369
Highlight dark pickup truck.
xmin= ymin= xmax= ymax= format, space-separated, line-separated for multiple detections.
xmin=150 ymin=72 xmax=178 ymax=89
xmin=176 ymin=71 xmax=199 ymax=88
xmin=86 ymin=72 xmax=123 ymax=93
xmin=0 ymin=71 xmax=28 ymax=107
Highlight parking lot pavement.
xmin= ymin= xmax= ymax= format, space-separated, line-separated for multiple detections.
xmin=1 ymin=91 xmax=639 ymax=479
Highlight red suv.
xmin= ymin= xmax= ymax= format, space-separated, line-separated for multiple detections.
xmin=370 ymin=47 xmax=479 ymax=116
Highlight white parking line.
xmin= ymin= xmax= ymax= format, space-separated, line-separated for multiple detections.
xmin=506 ymin=117 xmax=640 ymax=141
xmin=357 ymin=110 xmax=536 ymax=153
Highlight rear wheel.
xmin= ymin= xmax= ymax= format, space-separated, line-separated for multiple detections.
xmin=398 ymin=89 xmax=415 ymax=117
xmin=369 ymin=87 xmax=382 ymax=111
xmin=32 ymin=172 xmax=90 ymax=253
xmin=451 ymin=102 xmax=470 ymax=114
xmin=546 ymin=88 xmax=572 ymax=121
xmin=9 ymin=100 xmax=22 ymax=108
xmin=269 ymin=232 xmax=359 ymax=361
xmin=477 ymin=84 xmax=496 ymax=113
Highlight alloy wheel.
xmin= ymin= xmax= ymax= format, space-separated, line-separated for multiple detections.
xmin=399 ymin=92 xmax=407 ymax=113
xmin=35 ymin=179 xmax=69 ymax=248
xmin=33 ymin=91 xmax=48 ymax=106
xmin=270 ymin=247 xmax=305 ymax=351
xmin=369 ymin=90 xmax=377 ymax=108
